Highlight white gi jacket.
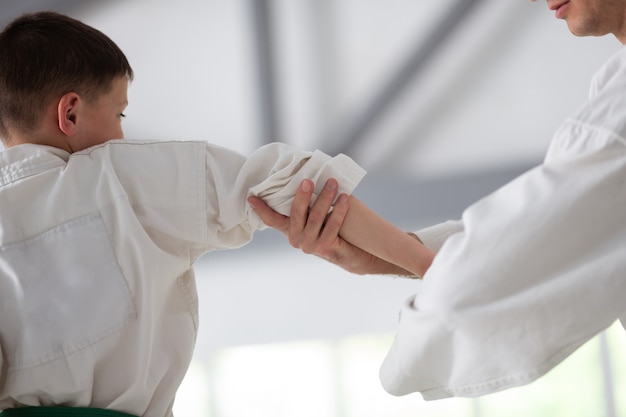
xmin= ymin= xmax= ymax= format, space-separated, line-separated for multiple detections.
xmin=379 ymin=45 xmax=626 ymax=400
xmin=0 ymin=140 xmax=365 ymax=416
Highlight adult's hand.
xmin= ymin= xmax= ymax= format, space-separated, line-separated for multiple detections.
xmin=248 ymin=178 xmax=415 ymax=276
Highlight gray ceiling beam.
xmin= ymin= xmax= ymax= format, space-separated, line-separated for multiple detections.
xmin=324 ymin=0 xmax=486 ymax=157
xmin=249 ymin=0 xmax=281 ymax=146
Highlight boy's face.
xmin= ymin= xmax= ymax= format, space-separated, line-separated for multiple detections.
xmin=74 ymin=77 xmax=128 ymax=151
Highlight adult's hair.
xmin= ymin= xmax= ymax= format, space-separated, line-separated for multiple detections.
xmin=0 ymin=11 xmax=134 ymax=142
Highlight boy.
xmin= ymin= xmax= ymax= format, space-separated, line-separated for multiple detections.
xmin=0 ymin=11 xmax=434 ymax=417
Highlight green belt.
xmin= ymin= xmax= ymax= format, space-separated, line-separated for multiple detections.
xmin=0 ymin=407 xmax=138 ymax=417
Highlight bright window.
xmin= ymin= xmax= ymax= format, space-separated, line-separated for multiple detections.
xmin=174 ymin=322 xmax=626 ymax=417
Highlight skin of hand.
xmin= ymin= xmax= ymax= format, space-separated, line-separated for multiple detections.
xmin=248 ymin=179 xmax=430 ymax=277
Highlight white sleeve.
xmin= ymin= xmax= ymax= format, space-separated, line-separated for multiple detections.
xmin=380 ymin=123 xmax=626 ymax=400
xmin=102 ymin=140 xmax=364 ymax=255
xmin=203 ymin=142 xmax=366 ymax=249
xmin=414 ymin=220 xmax=463 ymax=252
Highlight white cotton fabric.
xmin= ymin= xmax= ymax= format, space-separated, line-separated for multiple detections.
xmin=380 ymin=45 xmax=626 ymax=400
xmin=0 ymin=140 xmax=365 ymax=417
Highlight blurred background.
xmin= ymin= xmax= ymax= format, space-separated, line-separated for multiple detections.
xmin=2 ymin=1 xmax=625 ymax=416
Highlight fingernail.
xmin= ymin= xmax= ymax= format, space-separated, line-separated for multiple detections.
xmin=326 ymin=179 xmax=337 ymax=190
xmin=301 ymin=181 xmax=312 ymax=192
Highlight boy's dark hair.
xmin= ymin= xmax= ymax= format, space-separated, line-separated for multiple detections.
xmin=0 ymin=11 xmax=134 ymax=142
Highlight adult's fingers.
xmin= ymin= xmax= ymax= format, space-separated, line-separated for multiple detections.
xmin=302 ymin=179 xmax=338 ymax=239
xmin=287 ymin=179 xmax=316 ymax=245
xmin=319 ymin=193 xmax=349 ymax=243
xmin=247 ymin=196 xmax=289 ymax=233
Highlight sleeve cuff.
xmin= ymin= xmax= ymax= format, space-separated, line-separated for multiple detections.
xmin=414 ymin=219 xmax=464 ymax=252
xmin=247 ymin=150 xmax=366 ymax=230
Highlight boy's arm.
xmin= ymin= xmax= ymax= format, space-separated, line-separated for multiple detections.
xmin=340 ymin=196 xmax=434 ymax=277
xmin=248 ymin=178 xmax=434 ymax=277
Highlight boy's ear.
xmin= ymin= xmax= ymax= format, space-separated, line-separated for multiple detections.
xmin=57 ymin=92 xmax=80 ymax=136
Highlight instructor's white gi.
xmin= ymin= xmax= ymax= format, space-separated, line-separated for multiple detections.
xmin=0 ymin=140 xmax=365 ymax=416
xmin=380 ymin=46 xmax=626 ymax=400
